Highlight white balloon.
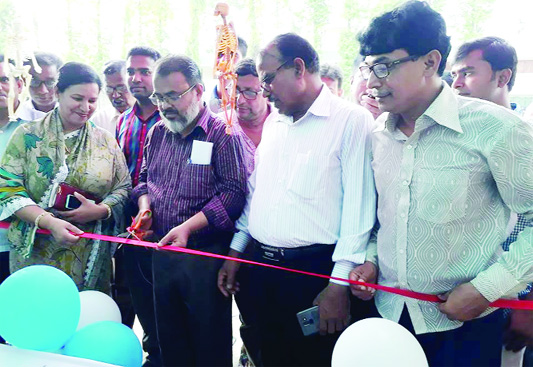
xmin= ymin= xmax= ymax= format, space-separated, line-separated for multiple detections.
xmin=77 ymin=291 xmax=122 ymax=330
xmin=332 ymin=317 xmax=428 ymax=367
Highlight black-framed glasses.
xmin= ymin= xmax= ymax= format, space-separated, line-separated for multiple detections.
xmin=106 ymin=85 xmax=128 ymax=94
xmin=261 ymin=60 xmax=291 ymax=90
xmin=149 ymin=84 xmax=197 ymax=105
xmin=29 ymin=78 xmax=57 ymax=89
xmin=359 ymin=55 xmax=419 ymax=80
xmin=236 ymin=88 xmax=261 ymax=100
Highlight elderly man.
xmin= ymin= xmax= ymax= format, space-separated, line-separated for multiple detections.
xmin=350 ymin=55 xmax=382 ymax=119
xmin=17 ymin=52 xmax=62 ymax=121
xmin=349 ymin=2 xmax=533 ymax=366
xmin=218 ymin=33 xmax=376 ymax=366
xmin=92 ymin=60 xmax=135 ymax=134
xmin=132 ymin=54 xmax=248 ymax=366
xmin=451 ymin=36 xmax=533 ymax=363
xmin=320 ymin=63 xmax=343 ymax=97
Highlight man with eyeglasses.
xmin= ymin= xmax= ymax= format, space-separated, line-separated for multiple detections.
xmin=91 ymin=60 xmax=135 ymax=134
xmin=131 ymin=54 xmax=247 ymax=366
xmin=348 ymin=2 xmax=533 ymax=366
xmin=217 ymin=33 xmax=376 ymax=366
xmin=0 ymin=56 xmax=24 ymax=343
xmin=16 ymin=52 xmax=62 ymax=122
xmin=116 ymin=46 xmax=162 ymax=367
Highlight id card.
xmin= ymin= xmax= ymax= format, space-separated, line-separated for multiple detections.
xmin=190 ymin=140 xmax=213 ymax=165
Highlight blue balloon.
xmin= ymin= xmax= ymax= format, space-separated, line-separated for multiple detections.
xmin=0 ymin=265 xmax=80 ymax=351
xmin=64 ymin=321 xmax=142 ymax=367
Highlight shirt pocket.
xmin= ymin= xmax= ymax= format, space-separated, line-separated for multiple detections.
xmin=179 ymin=163 xmax=214 ymax=199
xmin=287 ymin=153 xmax=329 ymax=200
xmin=414 ymin=169 xmax=469 ymax=224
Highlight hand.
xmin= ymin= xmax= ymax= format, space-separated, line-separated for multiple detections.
xmin=217 ymin=249 xmax=242 ymax=297
xmin=313 ymin=283 xmax=351 ymax=335
xmin=349 ymin=261 xmax=377 ymax=300
xmin=158 ymin=224 xmax=190 ymax=247
xmin=503 ymin=293 xmax=533 ymax=352
xmin=40 ymin=215 xmax=83 ymax=245
xmin=361 ymin=94 xmax=381 ymax=119
xmin=133 ymin=208 xmax=153 ymax=231
xmin=437 ymin=282 xmax=490 ymax=322
xmin=57 ymin=192 xmax=107 ymax=224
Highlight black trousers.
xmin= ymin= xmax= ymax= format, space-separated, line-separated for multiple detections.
xmin=398 ymin=306 xmax=504 ymax=367
xmin=112 ymin=246 xmax=136 ymax=327
xmin=0 ymin=251 xmax=9 ymax=344
xmin=153 ymin=234 xmax=233 ymax=367
xmin=123 ymin=245 xmax=161 ymax=365
xmin=247 ymin=242 xmax=374 ymax=367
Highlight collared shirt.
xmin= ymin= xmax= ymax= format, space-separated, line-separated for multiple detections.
xmin=368 ymin=83 xmax=533 ymax=334
xmin=0 ymin=119 xmax=24 ymax=252
xmin=131 ymin=107 xmax=248 ymax=239
xmin=91 ymin=105 xmax=120 ymax=135
xmin=230 ymin=86 xmax=377 ymax=283
xmin=15 ymin=100 xmax=56 ymax=122
xmin=116 ymin=103 xmax=160 ymax=186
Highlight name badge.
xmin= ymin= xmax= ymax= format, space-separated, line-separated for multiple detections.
xmin=189 ymin=140 xmax=213 ymax=165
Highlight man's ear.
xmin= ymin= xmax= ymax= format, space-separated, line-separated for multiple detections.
xmin=496 ymin=69 xmax=512 ymax=89
xmin=423 ymin=50 xmax=442 ymax=76
xmin=293 ymin=57 xmax=306 ymax=79
xmin=194 ymin=83 xmax=205 ymax=101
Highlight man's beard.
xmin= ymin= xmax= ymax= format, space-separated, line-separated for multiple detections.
xmin=162 ymin=100 xmax=201 ymax=134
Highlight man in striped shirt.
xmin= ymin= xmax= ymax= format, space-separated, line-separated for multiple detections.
xmin=116 ymin=46 xmax=162 ymax=367
xmin=218 ymin=33 xmax=376 ymax=366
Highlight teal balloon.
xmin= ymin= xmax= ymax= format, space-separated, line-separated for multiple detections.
xmin=0 ymin=265 xmax=80 ymax=351
xmin=64 ymin=321 xmax=142 ymax=367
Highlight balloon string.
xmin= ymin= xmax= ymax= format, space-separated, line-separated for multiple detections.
xmin=2 ymin=221 xmax=531 ymax=310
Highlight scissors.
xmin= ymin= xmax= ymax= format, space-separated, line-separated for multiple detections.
xmin=118 ymin=209 xmax=152 ymax=241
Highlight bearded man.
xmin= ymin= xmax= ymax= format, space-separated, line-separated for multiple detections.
xmin=131 ymin=54 xmax=248 ymax=366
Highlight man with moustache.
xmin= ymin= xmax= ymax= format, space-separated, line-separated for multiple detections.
xmin=349 ymin=2 xmax=533 ymax=366
xmin=131 ymin=54 xmax=247 ymax=366
xmin=350 ymin=55 xmax=382 ymax=120
xmin=92 ymin=60 xmax=135 ymax=134
xmin=116 ymin=46 xmax=161 ymax=367
xmin=218 ymin=33 xmax=376 ymax=366
xmin=17 ymin=52 xmax=62 ymax=121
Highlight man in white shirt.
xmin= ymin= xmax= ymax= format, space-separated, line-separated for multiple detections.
xmin=16 ymin=52 xmax=62 ymax=121
xmin=217 ymin=33 xmax=376 ymax=366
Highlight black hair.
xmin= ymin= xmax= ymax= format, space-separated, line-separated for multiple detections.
xmin=238 ymin=37 xmax=248 ymax=58
xmin=56 ymin=62 xmax=102 ymax=93
xmin=235 ymin=58 xmax=258 ymax=78
xmin=154 ymin=54 xmax=203 ymax=87
xmin=271 ymin=33 xmax=320 ymax=74
xmin=455 ymin=37 xmax=517 ymax=91
xmin=320 ymin=63 xmax=343 ymax=88
xmin=127 ymin=46 xmax=161 ymax=62
xmin=358 ymin=0 xmax=451 ymax=76
xmin=103 ymin=60 xmax=127 ymax=76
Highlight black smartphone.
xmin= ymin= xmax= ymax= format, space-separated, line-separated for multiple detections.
xmin=296 ymin=305 xmax=320 ymax=336
xmin=65 ymin=194 xmax=82 ymax=210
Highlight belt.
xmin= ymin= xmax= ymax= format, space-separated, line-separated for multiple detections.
xmin=252 ymin=239 xmax=333 ymax=262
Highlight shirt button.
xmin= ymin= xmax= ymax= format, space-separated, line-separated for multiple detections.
xmin=400 ymin=213 xmax=406 ymax=218
xmin=403 ymin=180 xmax=409 ymax=186
xmin=401 ymin=282 xmax=407 ymax=287
xmin=407 ymin=144 xmax=412 ymax=149
xmin=399 ymin=249 xmax=404 ymax=254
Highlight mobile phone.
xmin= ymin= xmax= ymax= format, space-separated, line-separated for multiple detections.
xmin=296 ymin=305 xmax=320 ymax=336
xmin=65 ymin=194 xmax=82 ymax=210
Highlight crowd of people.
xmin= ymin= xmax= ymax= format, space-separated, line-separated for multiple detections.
xmin=0 ymin=1 xmax=532 ymax=366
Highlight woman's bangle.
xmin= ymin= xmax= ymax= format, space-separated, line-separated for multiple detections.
xmin=102 ymin=204 xmax=112 ymax=220
xmin=35 ymin=212 xmax=54 ymax=229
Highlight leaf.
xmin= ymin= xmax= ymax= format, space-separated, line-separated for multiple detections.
xmin=36 ymin=157 xmax=54 ymax=179
xmin=24 ymin=133 xmax=42 ymax=150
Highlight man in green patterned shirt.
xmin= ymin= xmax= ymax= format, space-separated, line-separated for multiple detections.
xmin=349 ymin=1 xmax=533 ymax=366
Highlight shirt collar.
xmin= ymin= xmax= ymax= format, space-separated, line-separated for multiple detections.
xmin=194 ymin=103 xmax=211 ymax=134
xmin=132 ymin=102 xmax=160 ymax=122
xmin=274 ymin=84 xmax=331 ymax=125
xmin=381 ymin=82 xmax=463 ymax=135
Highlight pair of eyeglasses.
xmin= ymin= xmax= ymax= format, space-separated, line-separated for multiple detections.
xmin=29 ymin=79 xmax=57 ymax=89
xmin=359 ymin=55 xmax=419 ymax=80
xmin=106 ymin=85 xmax=128 ymax=94
xmin=261 ymin=59 xmax=291 ymax=90
xmin=149 ymin=84 xmax=196 ymax=105
xmin=236 ymin=88 xmax=261 ymax=100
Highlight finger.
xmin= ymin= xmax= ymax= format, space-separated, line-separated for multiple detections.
xmin=73 ymin=191 xmax=88 ymax=202
xmin=319 ymin=315 xmax=328 ymax=335
xmin=335 ymin=319 xmax=345 ymax=333
xmin=437 ymin=292 xmax=449 ymax=301
xmin=327 ymin=319 xmax=336 ymax=334
xmin=217 ymin=272 xmax=230 ymax=297
xmin=157 ymin=234 xmax=171 ymax=247
xmin=66 ymin=223 xmax=84 ymax=235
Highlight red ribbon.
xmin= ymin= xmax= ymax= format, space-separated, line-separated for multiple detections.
xmin=2 ymin=221 xmax=532 ymax=310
